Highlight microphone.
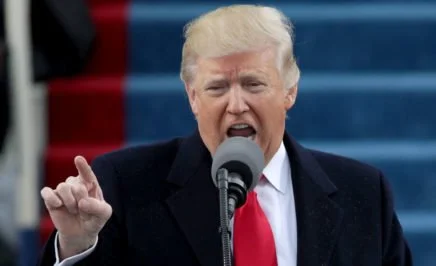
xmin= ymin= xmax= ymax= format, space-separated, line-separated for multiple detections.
xmin=211 ymin=137 xmax=264 ymax=266
xmin=211 ymin=136 xmax=264 ymax=217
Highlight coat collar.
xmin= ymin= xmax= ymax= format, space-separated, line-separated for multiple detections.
xmin=165 ymin=130 xmax=222 ymax=266
xmin=283 ymin=133 xmax=344 ymax=266
xmin=165 ymin=130 xmax=343 ymax=266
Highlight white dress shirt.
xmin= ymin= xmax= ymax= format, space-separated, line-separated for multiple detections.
xmin=252 ymin=141 xmax=297 ymax=266
xmin=54 ymin=141 xmax=297 ymax=266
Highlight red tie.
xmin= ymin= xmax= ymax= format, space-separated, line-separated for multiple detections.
xmin=233 ymin=185 xmax=278 ymax=266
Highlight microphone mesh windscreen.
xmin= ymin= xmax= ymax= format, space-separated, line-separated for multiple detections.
xmin=211 ymin=137 xmax=264 ymax=191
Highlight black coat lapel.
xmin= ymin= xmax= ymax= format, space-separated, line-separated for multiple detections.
xmin=284 ymin=133 xmax=344 ymax=266
xmin=165 ymin=131 xmax=222 ymax=266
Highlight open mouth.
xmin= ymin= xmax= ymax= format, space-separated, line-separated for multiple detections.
xmin=227 ymin=123 xmax=256 ymax=140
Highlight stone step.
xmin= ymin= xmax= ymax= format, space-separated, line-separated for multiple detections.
xmin=127 ymin=3 xmax=436 ymax=72
xmin=125 ymin=73 xmax=436 ymax=141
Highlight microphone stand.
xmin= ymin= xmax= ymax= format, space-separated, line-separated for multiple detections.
xmin=216 ymin=168 xmax=233 ymax=266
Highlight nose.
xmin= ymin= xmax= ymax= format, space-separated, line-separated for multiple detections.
xmin=226 ymin=87 xmax=249 ymax=115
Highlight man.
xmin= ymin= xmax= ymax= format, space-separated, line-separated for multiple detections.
xmin=38 ymin=5 xmax=412 ymax=266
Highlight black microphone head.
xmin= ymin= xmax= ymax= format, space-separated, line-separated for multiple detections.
xmin=211 ymin=137 xmax=265 ymax=191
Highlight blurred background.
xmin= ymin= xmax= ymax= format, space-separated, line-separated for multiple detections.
xmin=0 ymin=0 xmax=435 ymax=265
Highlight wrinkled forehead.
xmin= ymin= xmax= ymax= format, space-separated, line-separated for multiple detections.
xmin=193 ymin=48 xmax=279 ymax=82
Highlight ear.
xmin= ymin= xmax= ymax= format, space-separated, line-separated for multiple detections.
xmin=184 ymin=82 xmax=198 ymax=116
xmin=284 ymin=85 xmax=298 ymax=111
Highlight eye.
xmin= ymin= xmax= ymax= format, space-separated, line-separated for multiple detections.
xmin=244 ymin=81 xmax=265 ymax=91
xmin=248 ymin=82 xmax=261 ymax=87
xmin=206 ymin=86 xmax=224 ymax=91
xmin=205 ymin=85 xmax=227 ymax=96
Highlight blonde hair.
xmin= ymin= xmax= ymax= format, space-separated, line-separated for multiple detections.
xmin=180 ymin=4 xmax=300 ymax=89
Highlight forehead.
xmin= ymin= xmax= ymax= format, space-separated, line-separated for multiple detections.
xmin=195 ymin=47 xmax=278 ymax=79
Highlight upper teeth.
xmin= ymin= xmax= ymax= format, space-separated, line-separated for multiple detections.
xmin=231 ymin=124 xmax=249 ymax=129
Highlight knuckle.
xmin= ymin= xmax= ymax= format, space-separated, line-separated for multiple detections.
xmin=104 ymin=207 xmax=113 ymax=220
xmin=56 ymin=182 xmax=67 ymax=191
xmin=55 ymin=186 xmax=73 ymax=201
xmin=72 ymin=184 xmax=87 ymax=198
xmin=79 ymin=184 xmax=88 ymax=195
xmin=62 ymin=190 xmax=74 ymax=201
xmin=58 ymin=182 xmax=74 ymax=192
xmin=66 ymin=176 xmax=77 ymax=184
xmin=77 ymin=181 xmax=87 ymax=190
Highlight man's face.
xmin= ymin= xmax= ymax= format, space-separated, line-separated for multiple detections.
xmin=185 ymin=47 xmax=297 ymax=164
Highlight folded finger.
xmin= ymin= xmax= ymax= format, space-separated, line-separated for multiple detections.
xmin=71 ymin=182 xmax=88 ymax=203
xmin=40 ymin=187 xmax=62 ymax=210
xmin=66 ymin=176 xmax=79 ymax=184
xmin=56 ymin=183 xmax=78 ymax=214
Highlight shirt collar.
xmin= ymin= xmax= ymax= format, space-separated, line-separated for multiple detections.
xmin=262 ymin=141 xmax=291 ymax=194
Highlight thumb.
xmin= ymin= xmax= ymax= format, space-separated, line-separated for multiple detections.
xmin=78 ymin=197 xmax=112 ymax=224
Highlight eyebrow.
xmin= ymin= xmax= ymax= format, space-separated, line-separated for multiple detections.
xmin=203 ymin=78 xmax=229 ymax=88
xmin=202 ymin=71 xmax=268 ymax=88
xmin=238 ymin=72 xmax=267 ymax=82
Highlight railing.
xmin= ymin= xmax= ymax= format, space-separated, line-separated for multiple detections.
xmin=5 ymin=0 xmax=42 ymax=264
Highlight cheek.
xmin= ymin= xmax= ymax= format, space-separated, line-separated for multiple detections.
xmin=253 ymin=96 xmax=280 ymax=117
xmin=254 ymin=98 xmax=286 ymax=131
xmin=199 ymin=113 xmax=220 ymax=131
xmin=196 ymin=99 xmax=225 ymax=130
xmin=198 ymin=100 xmax=220 ymax=118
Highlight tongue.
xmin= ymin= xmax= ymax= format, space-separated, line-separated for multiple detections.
xmin=228 ymin=127 xmax=255 ymax=137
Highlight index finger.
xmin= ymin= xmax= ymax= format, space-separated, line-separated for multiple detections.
xmin=74 ymin=156 xmax=98 ymax=185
